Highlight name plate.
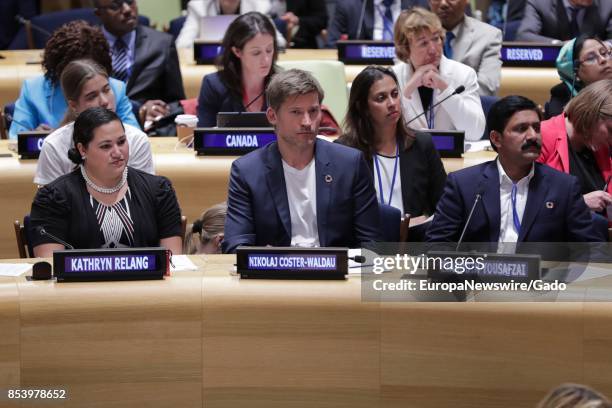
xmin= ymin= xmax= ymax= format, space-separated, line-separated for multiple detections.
xmin=194 ymin=41 xmax=223 ymax=64
xmin=426 ymin=251 xmax=541 ymax=283
xmin=501 ymin=42 xmax=561 ymax=67
xmin=423 ymin=130 xmax=464 ymax=158
xmin=53 ymin=247 xmax=170 ymax=281
xmin=18 ymin=131 xmax=49 ymax=159
xmin=194 ymin=127 xmax=276 ymax=155
xmin=236 ymin=246 xmax=349 ymax=279
xmin=337 ymin=40 xmax=395 ymax=65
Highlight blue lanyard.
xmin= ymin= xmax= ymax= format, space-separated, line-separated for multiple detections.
xmin=511 ymin=183 xmax=521 ymax=234
xmin=426 ymin=93 xmax=435 ymax=128
xmin=373 ymin=143 xmax=399 ymax=206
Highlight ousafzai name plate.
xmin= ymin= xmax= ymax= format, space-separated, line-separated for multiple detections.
xmin=53 ymin=247 xmax=171 ymax=281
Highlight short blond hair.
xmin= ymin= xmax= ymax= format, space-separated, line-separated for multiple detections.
xmin=565 ymin=79 xmax=612 ymax=142
xmin=394 ymin=7 xmax=444 ymax=63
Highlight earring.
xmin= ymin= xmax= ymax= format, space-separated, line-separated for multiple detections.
xmin=81 ymin=155 xmax=87 ymax=161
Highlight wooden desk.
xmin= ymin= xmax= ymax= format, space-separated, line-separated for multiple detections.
xmin=1 ymin=255 xmax=612 ymax=407
xmin=0 ymin=49 xmax=559 ymax=108
xmin=0 ymin=139 xmax=495 ymax=258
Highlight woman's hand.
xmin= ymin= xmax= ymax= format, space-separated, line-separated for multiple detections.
xmin=583 ymin=190 xmax=612 ymax=212
xmin=403 ymin=64 xmax=437 ymax=99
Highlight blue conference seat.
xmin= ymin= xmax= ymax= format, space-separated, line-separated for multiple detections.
xmin=379 ymin=204 xmax=402 ymax=242
xmin=3 ymin=103 xmax=15 ymax=135
xmin=480 ymin=95 xmax=499 ymax=140
xmin=503 ymin=20 xmax=521 ymax=41
xmin=167 ymin=15 xmax=186 ymax=41
xmin=9 ymin=8 xmax=150 ymax=50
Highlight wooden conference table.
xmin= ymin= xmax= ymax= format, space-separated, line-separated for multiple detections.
xmin=1 ymin=255 xmax=612 ymax=408
xmin=0 ymin=139 xmax=495 ymax=258
xmin=0 ymin=48 xmax=559 ymax=107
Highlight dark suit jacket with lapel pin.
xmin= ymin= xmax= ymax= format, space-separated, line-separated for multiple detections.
xmin=222 ymin=139 xmax=382 ymax=253
xmin=426 ymin=160 xmax=602 ymax=243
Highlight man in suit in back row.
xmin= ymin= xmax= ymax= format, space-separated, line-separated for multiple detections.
xmin=222 ymin=69 xmax=381 ymax=253
xmin=426 ymin=95 xmax=603 ymax=243
xmin=516 ymin=0 xmax=612 ymax=43
xmin=429 ymin=0 xmax=502 ymax=96
xmin=94 ymin=0 xmax=186 ymax=128
xmin=327 ymin=0 xmax=429 ymax=47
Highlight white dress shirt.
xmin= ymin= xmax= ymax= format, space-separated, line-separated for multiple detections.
xmin=373 ymin=0 xmax=401 ymax=41
xmin=497 ymin=159 xmax=534 ymax=244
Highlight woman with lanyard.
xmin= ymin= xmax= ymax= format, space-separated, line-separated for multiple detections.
xmin=337 ymin=66 xmax=447 ymax=239
xmin=539 ymin=79 xmax=612 ymax=215
xmin=196 ymin=12 xmax=279 ymax=127
xmin=391 ymin=7 xmax=485 ymax=142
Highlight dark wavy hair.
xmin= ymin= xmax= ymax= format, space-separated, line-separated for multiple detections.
xmin=340 ymin=66 xmax=415 ymax=161
xmin=216 ymin=12 xmax=278 ymax=101
xmin=42 ymin=20 xmax=112 ymax=85
xmin=68 ymin=107 xmax=124 ymax=165
xmin=486 ymin=95 xmax=542 ymax=152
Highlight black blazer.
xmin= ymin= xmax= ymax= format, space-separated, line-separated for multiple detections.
xmin=29 ymin=167 xmax=183 ymax=250
xmin=336 ymin=132 xmax=447 ymax=217
xmin=127 ymin=25 xmax=186 ymax=105
xmin=286 ymin=0 xmax=328 ymax=48
xmin=197 ymin=71 xmax=269 ymax=127
xmin=544 ymin=82 xmax=571 ymax=119
xmin=327 ymin=0 xmax=429 ymax=47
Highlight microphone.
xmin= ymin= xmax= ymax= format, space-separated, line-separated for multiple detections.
xmin=455 ymin=182 xmax=484 ymax=251
xmin=350 ymin=255 xmax=366 ymax=263
xmin=39 ymin=227 xmax=74 ymax=250
xmin=406 ymin=85 xmax=466 ymax=125
xmin=5 ymin=112 xmax=39 ymax=132
xmin=15 ymin=15 xmax=52 ymax=37
xmin=355 ymin=0 xmax=368 ymax=40
xmin=241 ymin=90 xmax=265 ymax=113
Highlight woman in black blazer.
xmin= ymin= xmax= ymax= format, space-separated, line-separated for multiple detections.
xmin=337 ymin=66 xmax=447 ymax=226
xmin=197 ymin=12 xmax=279 ymax=127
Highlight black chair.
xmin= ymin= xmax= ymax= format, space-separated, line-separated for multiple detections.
xmin=503 ymin=20 xmax=521 ymax=41
xmin=14 ymin=215 xmax=34 ymax=258
xmin=379 ymin=204 xmax=410 ymax=242
xmin=9 ymin=8 xmax=150 ymax=50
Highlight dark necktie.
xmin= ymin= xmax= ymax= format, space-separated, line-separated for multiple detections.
xmin=112 ymin=38 xmax=130 ymax=83
xmin=382 ymin=0 xmax=394 ymax=41
xmin=443 ymin=31 xmax=455 ymax=59
xmin=569 ymin=7 xmax=580 ymax=38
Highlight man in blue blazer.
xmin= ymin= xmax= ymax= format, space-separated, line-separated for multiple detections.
xmin=223 ymin=69 xmax=381 ymax=253
xmin=426 ymin=95 xmax=602 ymax=243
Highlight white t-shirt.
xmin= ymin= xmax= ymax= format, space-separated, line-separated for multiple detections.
xmin=34 ymin=122 xmax=155 ymax=185
xmin=282 ymin=158 xmax=319 ymax=247
xmin=372 ymin=153 xmax=403 ymax=214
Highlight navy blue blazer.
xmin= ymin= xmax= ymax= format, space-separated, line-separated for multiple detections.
xmin=426 ymin=160 xmax=601 ymax=242
xmin=197 ymin=71 xmax=268 ymax=127
xmin=222 ymin=139 xmax=382 ymax=253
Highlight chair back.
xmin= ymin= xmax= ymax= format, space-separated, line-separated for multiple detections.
xmin=480 ymin=95 xmax=499 ymax=140
xmin=167 ymin=15 xmax=186 ymax=40
xmin=379 ymin=204 xmax=401 ymax=242
xmin=14 ymin=215 xmax=34 ymax=258
xmin=277 ymin=60 xmax=348 ymax=124
xmin=9 ymin=8 xmax=150 ymax=49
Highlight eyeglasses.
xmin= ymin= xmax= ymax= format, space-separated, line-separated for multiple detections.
xmin=97 ymin=0 xmax=135 ymax=12
xmin=579 ymin=48 xmax=612 ymax=66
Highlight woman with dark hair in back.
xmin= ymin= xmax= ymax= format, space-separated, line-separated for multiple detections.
xmin=337 ymin=66 xmax=447 ymax=233
xmin=29 ymin=107 xmax=183 ymax=258
xmin=196 ymin=11 xmax=279 ymax=126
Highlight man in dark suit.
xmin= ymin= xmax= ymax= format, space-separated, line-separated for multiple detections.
xmin=94 ymin=0 xmax=186 ymax=129
xmin=516 ymin=0 xmax=612 ymax=43
xmin=426 ymin=95 xmax=601 ymax=243
xmin=327 ymin=0 xmax=429 ymax=47
xmin=222 ymin=69 xmax=381 ymax=253
xmin=271 ymin=0 xmax=328 ymax=48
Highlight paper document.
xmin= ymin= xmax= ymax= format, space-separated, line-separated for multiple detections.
xmin=170 ymin=255 xmax=198 ymax=272
xmin=0 ymin=263 xmax=32 ymax=277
